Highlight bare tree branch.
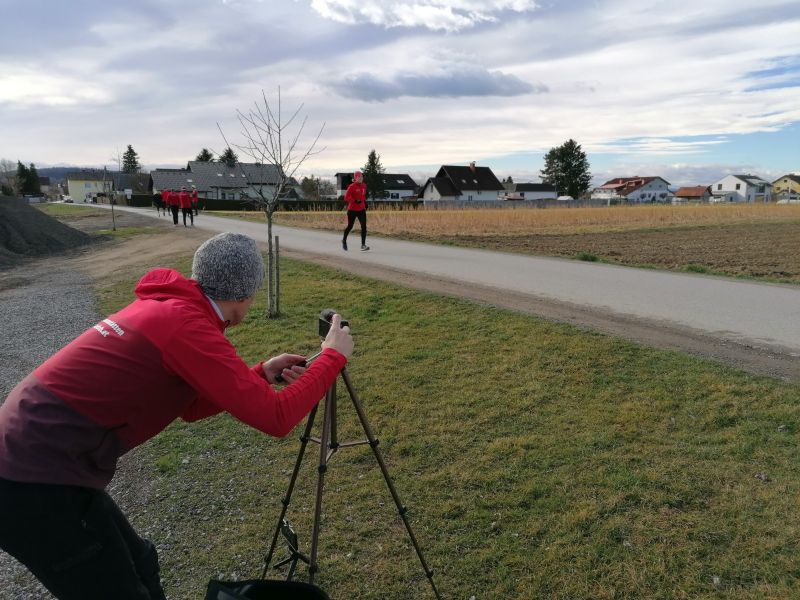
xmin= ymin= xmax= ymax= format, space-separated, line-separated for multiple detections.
xmin=216 ymin=88 xmax=326 ymax=317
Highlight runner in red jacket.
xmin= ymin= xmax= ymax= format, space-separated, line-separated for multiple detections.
xmin=179 ymin=187 xmax=193 ymax=227
xmin=166 ymin=187 xmax=180 ymax=226
xmin=342 ymin=170 xmax=369 ymax=251
xmin=0 ymin=232 xmax=353 ymax=600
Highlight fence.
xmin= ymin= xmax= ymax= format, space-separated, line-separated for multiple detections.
xmin=421 ymin=199 xmax=608 ymax=209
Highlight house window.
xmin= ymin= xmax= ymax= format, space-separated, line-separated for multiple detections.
xmin=468 ymin=195 xmax=473 ymax=201
xmin=736 ymin=183 xmax=740 ymax=190
xmin=390 ymin=192 xmax=399 ymax=199
xmin=717 ymin=184 xmax=722 ymax=190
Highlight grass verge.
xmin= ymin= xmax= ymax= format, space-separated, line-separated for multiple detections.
xmin=100 ymin=256 xmax=800 ymax=600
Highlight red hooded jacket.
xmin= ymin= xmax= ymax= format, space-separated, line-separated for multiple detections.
xmin=344 ymin=182 xmax=367 ymax=211
xmin=178 ymin=191 xmax=192 ymax=209
xmin=0 ymin=269 xmax=346 ymax=489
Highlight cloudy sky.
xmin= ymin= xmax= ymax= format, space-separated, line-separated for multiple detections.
xmin=2 ymin=0 xmax=799 ymax=185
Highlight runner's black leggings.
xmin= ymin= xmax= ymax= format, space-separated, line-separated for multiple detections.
xmin=343 ymin=210 xmax=367 ymax=245
xmin=182 ymin=207 xmax=193 ymax=226
xmin=0 ymin=477 xmax=166 ymax=599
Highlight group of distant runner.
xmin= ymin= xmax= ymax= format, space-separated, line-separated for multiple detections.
xmin=154 ymin=187 xmax=198 ymax=227
xmin=152 ymin=171 xmax=371 ymax=249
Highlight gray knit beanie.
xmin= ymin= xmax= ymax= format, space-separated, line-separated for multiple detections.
xmin=191 ymin=232 xmax=264 ymax=301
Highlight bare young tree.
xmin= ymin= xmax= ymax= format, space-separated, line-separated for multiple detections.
xmin=217 ymin=87 xmax=325 ymax=317
xmin=0 ymin=158 xmax=17 ymax=195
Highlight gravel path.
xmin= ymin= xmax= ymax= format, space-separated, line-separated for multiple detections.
xmin=0 ymin=260 xmax=98 ymax=598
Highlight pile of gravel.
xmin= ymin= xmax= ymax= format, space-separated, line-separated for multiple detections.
xmin=0 ymin=198 xmax=91 ymax=270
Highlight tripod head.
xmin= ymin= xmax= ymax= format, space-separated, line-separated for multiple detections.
xmin=318 ymin=309 xmax=349 ymax=339
xmin=274 ymin=310 xmax=349 ymax=383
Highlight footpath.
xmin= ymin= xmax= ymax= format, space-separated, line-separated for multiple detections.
xmin=90 ymin=205 xmax=800 ymax=382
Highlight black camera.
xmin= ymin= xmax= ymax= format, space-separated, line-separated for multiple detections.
xmin=318 ymin=308 xmax=349 ymax=338
xmin=274 ymin=310 xmax=349 ymax=383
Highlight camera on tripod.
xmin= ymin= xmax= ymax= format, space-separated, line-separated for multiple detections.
xmin=208 ymin=308 xmax=441 ymax=600
xmin=318 ymin=308 xmax=349 ymax=338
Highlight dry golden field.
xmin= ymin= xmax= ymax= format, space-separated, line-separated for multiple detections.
xmin=275 ymin=203 xmax=800 ymax=235
xmin=262 ymin=204 xmax=800 ymax=282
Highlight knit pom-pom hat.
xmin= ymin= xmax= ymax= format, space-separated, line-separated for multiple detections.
xmin=191 ymin=232 xmax=264 ymax=301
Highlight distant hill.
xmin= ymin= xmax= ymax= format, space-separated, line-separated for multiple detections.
xmin=35 ymin=167 xmax=81 ymax=184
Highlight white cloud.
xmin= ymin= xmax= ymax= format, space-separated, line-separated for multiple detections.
xmin=2 ymin=0 xmax=799 ymax=178
xmin=0 ymin=70 xmax=112 ymax=107
xmin=309 ymin=0 xmax=538 ymax=31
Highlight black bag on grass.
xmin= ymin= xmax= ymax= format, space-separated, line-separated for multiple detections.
xmin=206 ymin=579 xmax=330 ymax=600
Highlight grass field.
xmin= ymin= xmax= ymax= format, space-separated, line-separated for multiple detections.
xmin=98 ymin=254 xmax=800 ymax=600
xmin=215 ymin=204 xmax=800 ymax=283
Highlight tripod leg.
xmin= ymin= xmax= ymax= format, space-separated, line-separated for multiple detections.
xmin=309 ymin=384 xmax=336 ymax=585
xmin=340 ymin=368 xmax=443 ymax=600
xmin=262 ymin=401 xmax=320 ymax=579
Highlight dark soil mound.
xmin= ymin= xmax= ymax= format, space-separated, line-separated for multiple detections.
xmin=0 ymin=198 xmax=92 ymax=269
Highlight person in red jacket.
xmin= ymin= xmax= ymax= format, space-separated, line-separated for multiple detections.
xmin=342 ymin=170 xmax=369 ymax=251
xmin=0 ymin=232 xmax=353 ymax=600
xmin=179 ymin=186 xmax=193 ymax=227
xmin=161 ymin=188 xmax=171 ymax=220
xmin=191 ymin=187 xmax=199 ymax=217
xmin=167 ymin=187 xmax=180 ymax=226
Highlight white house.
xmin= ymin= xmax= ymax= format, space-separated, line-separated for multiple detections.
xmin=420 ymin=162 xmax=504 ymax=203
xmin=335 ymin=172 xmax=417 ymax=200
xmin=501 ymin=182 xmax=557 ymax=200
xmin=591 ymin=177 xmax=672 ymax=204
xmin=710 ymin=174 xmax=773 ymax=203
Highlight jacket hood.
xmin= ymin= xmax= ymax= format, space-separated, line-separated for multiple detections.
xmin=135 ymin=268 xmax=223 ymax=327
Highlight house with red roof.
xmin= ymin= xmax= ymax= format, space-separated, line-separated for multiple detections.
xmin=590 ymin=176 xmax=671 ymax=204
xmin=672 ymin=186 xmax=712 ymax=203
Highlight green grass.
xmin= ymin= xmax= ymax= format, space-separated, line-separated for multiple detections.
xmin=95 ymin=226 xmax=162 ymax=238
xmin=35 ymin=203 xmax=106 ymax=217
xmin=684 ymin=264 xmax=709 ymax=274
xmin=99 ymin=257 xmax=800 ymax=600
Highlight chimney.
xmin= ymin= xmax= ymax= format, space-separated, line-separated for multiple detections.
xmin=469 ymin=161 xmax=476 ymax=172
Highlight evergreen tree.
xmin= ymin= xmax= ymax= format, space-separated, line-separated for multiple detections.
xmin=540 ymin=139 xmax=592 ymax=199
xmin=16 ymin=161 xmax=32 ymax=194
xmin=300 ymin=176 xmax=335 ymax=200
xmin=28 ymin=163 xmax=41 ymax=194
xmin=300 ymin=176 xmax=320 ymax=200
xmin=219 ymin=147 xmax=238 ymax=167
xmin=195 ymin=148 xmax=214 ymax=162
xmin=362 ymin=149 xmax=386 ymax=200
xmin=122 ymin=145 xmax=141 ymax=174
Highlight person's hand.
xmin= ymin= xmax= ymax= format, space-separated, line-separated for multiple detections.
xmin=321 ymin=313 xmax=353 ymax=359
xmin=262 ymin=353 xmax=307 ymax=385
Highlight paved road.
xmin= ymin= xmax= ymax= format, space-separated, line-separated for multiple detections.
xmin=97 ymin=205 xmax=800 ymax=360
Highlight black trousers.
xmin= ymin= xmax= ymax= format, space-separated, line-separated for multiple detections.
xmin=0 ymin=477 xmax=166 ymax=600
xmin=182 ymin=207 xmax=194 ymax=226
xmin=343 ymin=210 xmax=367 ymax=245
xmin=170 ymin=205 xmax=179 ymax=225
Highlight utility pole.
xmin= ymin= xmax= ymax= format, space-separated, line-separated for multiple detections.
xmin=103 ymin=166 xmax=116 ymax=231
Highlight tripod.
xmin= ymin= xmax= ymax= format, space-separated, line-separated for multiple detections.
xmin=261 ymin=366 xmax=442 ymax=599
